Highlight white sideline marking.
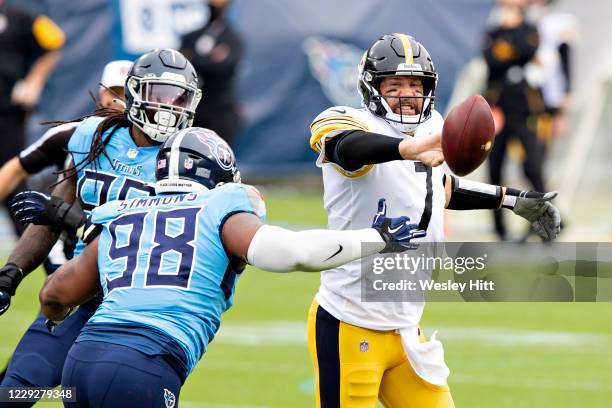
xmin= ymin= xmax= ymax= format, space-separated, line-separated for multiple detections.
xmin=216 ymin=321 xmax=306 ymax=345
xmin=452 ymin=373 xmax=612 ymax=392
xmin=215 ymin=322 xmax=608 ymax=347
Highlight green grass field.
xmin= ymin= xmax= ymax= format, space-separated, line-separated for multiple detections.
xmin=2 ymin=191 xmax=612 ymax=407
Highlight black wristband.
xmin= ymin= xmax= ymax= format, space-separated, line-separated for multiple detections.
xmin=0 ymin=263 xmax=25 ymax=296
xmin=46 ymin=197 xmax=87 ymax=231
xmin=447 ymin=176 xmax=503 ymax=210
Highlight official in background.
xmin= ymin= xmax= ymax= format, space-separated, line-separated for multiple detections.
xmin=180 ymin=0 xmax=243 ymax=147
xmin=527 ymin=0 xmax=577 ymax=139
xmin=0 ymin=0 xmax=64 ymax=234
xmin=482 ymin=0 xmax=549 ymax=240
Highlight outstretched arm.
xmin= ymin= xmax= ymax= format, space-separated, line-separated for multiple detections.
xmin=222 ymin=199 xmax=425 ymax=273
xmin=443 ymin=175 xmax=561 ymax=240
xmin=39 ymin=236 xmax=100 ymax=321
xmin=324 ymin=130 xmax=444 ymax=170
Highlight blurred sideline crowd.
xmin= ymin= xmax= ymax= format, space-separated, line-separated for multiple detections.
xmin=0 ymin=0 xmax=576 ymax=241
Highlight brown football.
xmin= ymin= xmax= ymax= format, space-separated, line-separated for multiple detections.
xmin=442 ymin=95 xmax=495 ymax=176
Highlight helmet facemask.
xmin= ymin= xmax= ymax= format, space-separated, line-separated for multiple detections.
xmin=359 ymin=69 xmax=437 ymax=133
xmin=126 ymin=74 xmax=202 ymax=144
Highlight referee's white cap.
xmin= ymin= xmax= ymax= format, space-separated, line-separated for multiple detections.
xmin=100 ymin=60 xmax=133 ymax=89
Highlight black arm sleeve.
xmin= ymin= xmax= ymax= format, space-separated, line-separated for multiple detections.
xmin=18 ymin=124 xmax=76 ymax=174
xmin=324 ymin=130 xmax=403 ymax=172
xmin=446 ymin=175 xmax=503 ymax=210
xmin=559 ymin=42 xmax=571 ymax=93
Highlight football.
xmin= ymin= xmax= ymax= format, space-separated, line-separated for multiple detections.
xmin=441 ymin=94 xmax=495 ymax=176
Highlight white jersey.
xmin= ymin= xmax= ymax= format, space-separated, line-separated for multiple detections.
xmin=309 ymin=106 xmax=446 ymax=330
xmin=536 ymin=12 xmax=578 ymax=108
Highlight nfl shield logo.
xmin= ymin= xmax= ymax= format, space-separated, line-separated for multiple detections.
xmin=127 ymin=148 xmax=138 ymax=159
xmin=184 ymin=157 xmax=194 ymax=169
xmin=360 ymin=341 xmax=369 ymax=352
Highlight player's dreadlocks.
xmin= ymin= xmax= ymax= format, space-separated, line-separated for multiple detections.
xmin=48 ymin=90 xmax=133 ymax=186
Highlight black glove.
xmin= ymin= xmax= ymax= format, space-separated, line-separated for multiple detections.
xmin=0 ymin=263 xmax=25 ymax=316
xmin=10 ymin=191 xmax=86 ymax=232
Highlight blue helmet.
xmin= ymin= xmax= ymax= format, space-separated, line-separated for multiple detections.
xmin=154 ymin=127 xmax=241 ymax=194
xmin=125 ymin=49 xmax=202 ymax=144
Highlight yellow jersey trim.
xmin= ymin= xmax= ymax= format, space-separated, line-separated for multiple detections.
xmin=309 ymin=116 xmax=368 ymax=153
xmin=332 ymin=163 xmax=374 ymax=178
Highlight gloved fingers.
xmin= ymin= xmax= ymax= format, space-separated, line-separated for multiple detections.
xmin=391 ymin=216 xmax=410 ymax=228
xmin=376 ymin=198 xmax=387 ymax=217
xmin=396 ymin=228 xmax=426 ymax=242
xmin=13 ymin=205 xmax=40 ymax=217
xmin=372 ymin=198 xmax=387 ymax=227
xmin=532 ymin=220 xmax=549 ymax=240
xmin=0 ymin=291 xmax=11 ymax=316
xmin=411 ymin=229 xmax=427 ymax=239
xmin=542 ymin=191 xmax=558 ymax=202
xmin=10 ymin=199 xmax=43 ymax=215
xmin=10 ymin=191 xmax=49 ymax=205
xmin=532 ymin=204 xmax=561 ymax=240
xmin=542 ymin=203 xmax=561 ymax=239
xmin=12 ymin=203 xmax=40 ymax=212
xmin=546 ymin=202 xmax=561 ymax=225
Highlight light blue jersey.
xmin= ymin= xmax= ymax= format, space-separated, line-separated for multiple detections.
xmin=69 ymin=117 xmax=158 ymax=256
xmin=85 ymin=183 xmax=266 ymax=374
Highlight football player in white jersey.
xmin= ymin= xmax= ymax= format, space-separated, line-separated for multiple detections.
xmin=307 ymin=33 xmax=561 ymax=408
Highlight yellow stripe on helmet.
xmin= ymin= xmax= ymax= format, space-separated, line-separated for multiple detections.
xmin=395 ymin=33 xmax=414 ymax=64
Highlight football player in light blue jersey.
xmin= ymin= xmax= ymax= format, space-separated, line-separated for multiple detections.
xmin=38 ymin=127 xmax=426 ymax=407
xmin=0 ymin=48 xmax=201 ymax=396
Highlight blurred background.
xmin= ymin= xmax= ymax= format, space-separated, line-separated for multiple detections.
xmin=1 ymin=0 xmax=611 ymax=407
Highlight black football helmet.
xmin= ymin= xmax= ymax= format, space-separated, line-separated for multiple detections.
xmin=125 ymin=49 xmax=202 ymax=143
xmin=358 ymin=34 xmax=438 ymax=132
xmin=154 ymin=127 xmax=241 ymax=194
